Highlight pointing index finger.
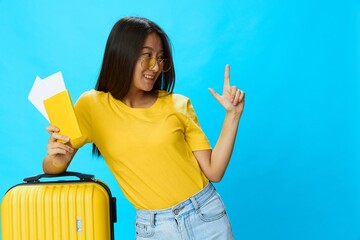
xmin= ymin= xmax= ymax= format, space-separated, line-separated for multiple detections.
xmin=224 ymin=64 xmax=230 ymax=89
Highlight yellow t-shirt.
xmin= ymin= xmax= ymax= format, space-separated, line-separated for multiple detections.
xmin=72 ymin=90 xmax=211 ymax=210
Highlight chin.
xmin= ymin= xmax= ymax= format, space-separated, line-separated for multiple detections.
xmin=142 ymin=83 xmax=156 ymax=92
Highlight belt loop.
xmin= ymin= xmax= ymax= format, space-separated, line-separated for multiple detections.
xmin=150 ymin=212 xmax=155 ymax=228
xmin=190 ymin=197 xmax=199 ymax=211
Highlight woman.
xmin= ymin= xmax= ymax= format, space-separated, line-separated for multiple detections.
xmin=43 ymin=16 xmax=245 ymax=239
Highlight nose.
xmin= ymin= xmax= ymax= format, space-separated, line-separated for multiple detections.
xmin=151 ymin=59 xmax=161 ymax=72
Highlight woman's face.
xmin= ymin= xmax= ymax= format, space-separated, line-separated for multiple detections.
xmin=131 ymin=32 xmax=164 ymax=93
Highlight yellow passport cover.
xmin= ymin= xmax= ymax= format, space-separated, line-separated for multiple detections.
xmin=43 ymin=90 xmax=82 ymax=141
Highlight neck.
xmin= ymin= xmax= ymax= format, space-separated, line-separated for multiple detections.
xmin=121 ymin=90 xmax=158 ymax=108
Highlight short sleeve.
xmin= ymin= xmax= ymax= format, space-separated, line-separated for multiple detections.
xmin=71 ymin=91 xmax=94 ymax=148
xmin=184 ymin=99 xmax=212 ymax=151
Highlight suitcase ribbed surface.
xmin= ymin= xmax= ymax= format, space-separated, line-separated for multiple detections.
xmin=2 ymin=182 xmax=112 ymax=240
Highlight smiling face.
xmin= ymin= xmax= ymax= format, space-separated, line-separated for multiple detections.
xmin=130 ymin=32 xmax=164 ymax=94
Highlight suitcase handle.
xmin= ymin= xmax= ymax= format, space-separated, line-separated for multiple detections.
xmin=23 ymin=171 xmax=95 ymax=183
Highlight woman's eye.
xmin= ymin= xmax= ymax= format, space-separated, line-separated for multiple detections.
xmin=142 ymin=53 xmax=151 ymax=57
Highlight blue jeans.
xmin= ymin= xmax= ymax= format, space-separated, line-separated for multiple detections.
xmin=135 ymin=183 xmax=234 ymax=239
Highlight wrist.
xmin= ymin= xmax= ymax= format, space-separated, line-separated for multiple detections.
xmin=44 ymin=155 xmax=70 ymax=173
xmin=225 ymin=111 xmax=242 ymax=121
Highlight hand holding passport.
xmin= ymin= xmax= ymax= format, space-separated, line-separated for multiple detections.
xmin=28 ymin=72 xmax=82 ymax=141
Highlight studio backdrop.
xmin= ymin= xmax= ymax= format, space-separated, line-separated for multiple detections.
xmin=0 ymin=1 xmax=359 ymax=239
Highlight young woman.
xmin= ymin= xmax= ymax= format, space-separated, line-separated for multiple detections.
xmin=43 ymin=16 xmax=245 ymax=239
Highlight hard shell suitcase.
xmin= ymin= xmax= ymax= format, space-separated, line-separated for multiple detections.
xmin=1 ymin=172 xmax=117 ymax=240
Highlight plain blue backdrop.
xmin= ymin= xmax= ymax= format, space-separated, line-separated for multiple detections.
xmin=0 ymin=1 xmax=359 ymax=239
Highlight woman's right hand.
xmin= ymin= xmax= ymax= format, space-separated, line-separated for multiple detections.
xmin=43 ymin=125 xmax=76 ymax=174
xmin=46 ymin=125 xmax=74 ymax=157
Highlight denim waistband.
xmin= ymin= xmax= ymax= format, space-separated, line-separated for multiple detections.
xmin=136 ymin=183 xmax=216 ymax=227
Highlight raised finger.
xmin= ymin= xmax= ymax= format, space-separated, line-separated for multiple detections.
xmin=223 ymin=64 xmax=230 ymax=90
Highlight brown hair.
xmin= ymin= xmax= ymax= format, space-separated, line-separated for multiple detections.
xmin=95 ymin=16 xmax=175 ymax=99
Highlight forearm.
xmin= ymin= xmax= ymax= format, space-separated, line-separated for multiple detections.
xmin=209 ymin=112 xmax=241 ymax=181
xmin=42 ymin=154 xmax=72 ymax=174
xmin=201 ymin=64 xmax=245 ymax=181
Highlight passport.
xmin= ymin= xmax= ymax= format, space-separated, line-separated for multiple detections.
xmin=43 ymin=90 xmax=82 ymax=142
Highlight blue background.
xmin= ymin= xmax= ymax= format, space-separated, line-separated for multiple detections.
xmin=1 ymin=1 xmax=359 ymax=239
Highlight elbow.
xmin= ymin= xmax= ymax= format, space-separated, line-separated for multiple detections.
xmin=202 ymin=167 xmax=226 ymax=182
xmin=206 ymin=173 xmax=224 ymax=183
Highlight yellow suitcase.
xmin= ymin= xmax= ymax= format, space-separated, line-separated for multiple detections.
xmin=1 ymin=172 xmax=117 ymax=240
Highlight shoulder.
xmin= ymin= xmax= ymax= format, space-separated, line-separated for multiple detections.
xmin=75 ymin=90 xmax=110 ymax=109
xmin=78 ymin=90 xmax=105 ymax=99
xmin=158 ymin=90 xmax=189 ymax=103
xmin=157 ymin=91 xmax=192 ymax=112
xmin=77 ymin=90 xmax=109 ymax=102
xmin=172 ymin=93 xmax=190 ymax=103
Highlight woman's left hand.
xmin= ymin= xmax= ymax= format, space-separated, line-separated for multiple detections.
xmin=208 ymin=64 xmax=245 ymax=116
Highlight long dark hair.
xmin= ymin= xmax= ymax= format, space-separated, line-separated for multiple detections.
xmin=93 ymin=16 xmax=176 ymax=157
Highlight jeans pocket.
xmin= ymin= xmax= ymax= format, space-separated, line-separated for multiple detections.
xmin=197 ymin=192 xmax=227 ymax=222
xmin=135 ymin=221 xmax=155 ymax=238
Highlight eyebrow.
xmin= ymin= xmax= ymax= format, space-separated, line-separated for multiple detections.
xmin=141 ymin=46 xmax=164 ymax=53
